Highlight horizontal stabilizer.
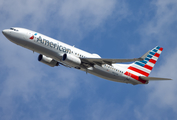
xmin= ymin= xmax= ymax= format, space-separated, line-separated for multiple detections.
xmin=140 ymin=76 xmax=172 ymax=81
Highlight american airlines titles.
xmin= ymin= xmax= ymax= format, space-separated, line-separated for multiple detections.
xmin=35 ymin=36 xmax=71 ymax=54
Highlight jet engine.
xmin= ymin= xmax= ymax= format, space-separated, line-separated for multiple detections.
xmin=62 ymin=54 xmax=81 ymax=67
xmin=38 ymin=54 xmax=59 ymax=67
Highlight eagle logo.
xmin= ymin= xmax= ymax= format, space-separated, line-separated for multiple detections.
xmin=29 ymin=33 xmax=37 ymax=40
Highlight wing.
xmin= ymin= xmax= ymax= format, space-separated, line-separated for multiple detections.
xmin=81 ymin=50 xmax=150 ymax=66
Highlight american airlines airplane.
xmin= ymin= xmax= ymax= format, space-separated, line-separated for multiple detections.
xmin=2 ymin=27 xmax=171 ymax=85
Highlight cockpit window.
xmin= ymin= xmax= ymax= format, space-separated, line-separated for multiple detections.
xmin=10 ymin=28 xmax=18 ymax=31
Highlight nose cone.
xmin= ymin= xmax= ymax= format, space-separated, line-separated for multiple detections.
xmin=2 ymin=29 xmax=9 ymax=36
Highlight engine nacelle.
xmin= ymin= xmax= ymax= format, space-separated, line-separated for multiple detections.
xmin=38 ymin=54 xmax=59 ymax=67
xmin=62 ymin=54 xmax=81 ymax=67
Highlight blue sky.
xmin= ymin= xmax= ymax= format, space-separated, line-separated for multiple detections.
xmin=0 ymin=0 xmax=177 ymax=120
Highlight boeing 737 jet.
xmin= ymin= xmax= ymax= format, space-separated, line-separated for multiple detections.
xmin=2 ymin=27 xmax=171 ymax=85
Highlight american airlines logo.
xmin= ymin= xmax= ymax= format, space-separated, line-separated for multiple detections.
xmin=34 ymin=35 xmax=71 ymax=54
xmin=29 ymin=33 xmax=37 ymax=40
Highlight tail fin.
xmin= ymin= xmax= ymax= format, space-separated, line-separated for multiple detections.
xmin=125 ymin=46 xmax=163 ymax=78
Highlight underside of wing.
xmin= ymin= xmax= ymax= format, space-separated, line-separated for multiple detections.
xmin=81 ymin=50 xmax=150 ymax=66
xmin=140 ymin=76 xmax=172 ymax=81
xmin=81 ymin=58 xmax=143 ymax=66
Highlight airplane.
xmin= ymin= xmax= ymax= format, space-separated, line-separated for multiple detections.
xmin=2 ymin=27 xmax=171 ymax=85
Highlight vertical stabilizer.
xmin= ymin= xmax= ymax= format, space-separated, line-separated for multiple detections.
xmin=124 ymin=46 xmax=163 ymax=83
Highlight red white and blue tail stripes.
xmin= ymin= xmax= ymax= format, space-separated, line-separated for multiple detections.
xmin=124 ymin=46 xmax=163 ymax=84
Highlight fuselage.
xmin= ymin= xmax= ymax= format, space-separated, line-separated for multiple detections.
xmin=2 ymin=27 xmax=145 ymax=85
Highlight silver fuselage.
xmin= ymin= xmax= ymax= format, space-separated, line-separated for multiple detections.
xmin=2 ymin=28 xmax=143 ymax=85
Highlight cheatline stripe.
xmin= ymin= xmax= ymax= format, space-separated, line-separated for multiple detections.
xmin=146 ymin=56 xmax=153 ymax=60
xmin=147 ymin=54 xmax=153 ymax=58
xmin=157 ymin=50 xmax=162 ymax=54
xmin=149 ymin=51 xmax=155 ymax=56
xmin=149 ymin=59 xmax=156 ymax=64
xmin=135 ymin=61 xmax=153 ymax=70
xmin=156 ymin=46 xmax=161 ymax=49
xmin=124 ymin=71 xmax=147 ymax=84
xmin=135 ymin=62 xmax=153 ymax=70
xmin=132 ymin=64 xmax=151 ymax=73
xmin=140 ymin=60 xmax=148 ymax=64
xmin=144 ymin=64 xmax=153 ymax=70
xmin=146 ymin=62 xmax=154 ymax=67
xmin=154 ymin=53 xmax=160 ymax=57
xmin=135 ymin=62 xmax=145 ymax=67
xmin=152 ymin=56 xmax=158 ymax=61
xmin=138 ymin=61 xmax=147 ymax=65
xmin=152 ymin=49 xmax=158 ymax=52
xmin=128 ymin=66 xmax=149 ymax=77
xmin=159 ymin=47 xmax=163 ymax=51
xmin=127 ymin=69 xmax=143 ymax=77
xmin=145 ymin=58 xmax=150 ymax=61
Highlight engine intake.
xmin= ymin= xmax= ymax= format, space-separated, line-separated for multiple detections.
xmin=62 ymin=54 xmax=81 ymax=67
xmin=38 ymin=54 xmax=59 ymax=67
